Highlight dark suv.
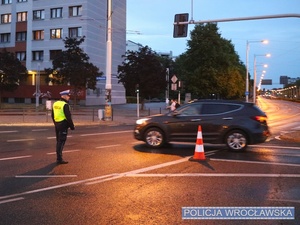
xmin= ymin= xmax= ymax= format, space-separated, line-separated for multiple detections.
xmin=134 ymin=100 xmax=270 ymax=151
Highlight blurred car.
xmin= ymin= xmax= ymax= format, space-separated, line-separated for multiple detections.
xmin=134 ymin=99 xmax=270 ymax=151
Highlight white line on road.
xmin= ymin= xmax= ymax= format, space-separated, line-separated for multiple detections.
xmin=7 ymin=138 xmax=35 ymax=142
xmin=96 ymin=144 xmax=121 ymax=149
xmin=0 ymin=130 xmax=18 ymax=134
xmin=0 ymin=174 xmax=118 ymax=201
xmin=0 ymin=197 xmax=24 ymax=205
xmin=32 ymin=129 xmax=49 ymax=132
xmin=0 ymin=155 xmax=32 ymax=161
xmin=80 ymin=130 xmax=132 ymax=137
xmin=15 ymin=175 xmax=77 ymax=178
xmin=210 ymin=158 xmax=300 ymax=167
xmin=251 ymin=145 xmax=300 ymax=150
xmin=46 ymin=150 xmax=80 ymax=155
xmin=124 ymin=173 xmax=300 ymax=178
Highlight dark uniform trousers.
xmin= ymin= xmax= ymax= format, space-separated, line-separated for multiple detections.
xmin=54 ymin=121 xmax=68 ymax=161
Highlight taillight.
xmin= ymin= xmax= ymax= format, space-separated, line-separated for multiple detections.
xmin=252 ymin=116 xmax=267 ymax=123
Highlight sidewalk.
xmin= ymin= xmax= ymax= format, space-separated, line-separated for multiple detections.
xmin=0 ymin=102 xmax=169 ymax=126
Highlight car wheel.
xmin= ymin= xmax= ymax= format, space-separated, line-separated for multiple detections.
xmin=144 ymin=127 xmax=165 ymax=148
xmin=225 ymin=130 xmax=248 ymax=151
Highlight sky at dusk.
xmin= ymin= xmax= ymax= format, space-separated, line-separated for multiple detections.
xmin=127 ymin=0 xmax=300 ymax=90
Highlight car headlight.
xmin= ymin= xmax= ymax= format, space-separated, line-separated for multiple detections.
xmin=136 ymin=118 xmax=150 ymax=125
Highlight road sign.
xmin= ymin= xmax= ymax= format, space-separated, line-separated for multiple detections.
xmin=171 ymin=75 xmax=178 ymax=83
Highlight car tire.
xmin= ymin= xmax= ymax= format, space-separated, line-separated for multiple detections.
xmin=225 ymin=130 xmax=248 ymax=151
xmin=144 ymin=127 xmax=165 ymax=148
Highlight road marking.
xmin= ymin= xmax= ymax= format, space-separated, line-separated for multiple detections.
xmin=0 ymin=130 xmax=18 ymax=134
xmin=86 ymin=157 xmax=190 ymax=185
xmin=124 ymin=173 xmax=300 ymax=178
xmin=0 ymin=174 xmax=118 ymax=201
xmin=96 ymin=144 xmax=121 ymax=149
xmin=46 ymin=150 xmax=80 ymax=155
xmin=0 ymin=197 xmax=24 ymax=205
xmin=15 ymin=175 xmax=77 ymax=178
xmin=251 ymin=144 xmax=300 ymax=150
xmin=7 ymin=138 xmax=35 ymax=142
xmin=0 ymin=155 xmax=32 ymax=161
xmin=80 ymin=130 xmax=132 ymax=137
xmin=210 ymin=158 xmax=300 ymax=167
xmin=32 ymin=129 xmax=48 ymax=132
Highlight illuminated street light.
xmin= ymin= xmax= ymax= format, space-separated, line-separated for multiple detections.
xmin=245 ymin=40 xmax=268 ymax=102
xmin=253 ymin=54 xmax=271 ymax=103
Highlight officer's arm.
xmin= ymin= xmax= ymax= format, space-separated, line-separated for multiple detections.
xmin=63 ymin=105 xmax=75 ymax=130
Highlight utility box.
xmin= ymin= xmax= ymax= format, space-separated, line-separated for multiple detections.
xmin=98 ymin=109 xmax=104 ymax=120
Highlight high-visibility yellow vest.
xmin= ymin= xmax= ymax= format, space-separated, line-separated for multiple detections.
xmin=53 ymin=100 xmax=67 ymax=122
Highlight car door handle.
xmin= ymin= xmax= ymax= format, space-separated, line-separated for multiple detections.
xmin=191 ymin=119 xmax=201 ymax=121
xmin=222 ymin=117 xmax=233 ymax=120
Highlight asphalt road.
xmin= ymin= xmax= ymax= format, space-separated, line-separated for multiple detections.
xmin=0 ymin=98 xmax=300 ymax=224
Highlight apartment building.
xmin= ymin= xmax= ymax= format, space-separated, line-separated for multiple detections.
xmin=0 ymin=0 xmax=126 ymax=105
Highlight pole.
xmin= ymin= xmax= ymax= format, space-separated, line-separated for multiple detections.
xmin=105 ymin=0 xmax=112 ymax=120
xmin=245 ymin=41 xmax=249 ymax=102
xmin=165 ymin=68 xmax=169 ymax=107
xmin=253 ymin=56 xmax=257 ymax=104
xmin=137 ymin=91 xmax=139 ymax=118
xmin=36 ymin=63 xmax=40 ymax=108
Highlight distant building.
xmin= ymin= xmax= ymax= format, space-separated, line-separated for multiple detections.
xmin=280 ymin=75 xmax=300 ymax=86
xmin=0 ymin=0 xmax=126 ymax=105
xmin=280 ymin=76 xmax=289 ymax=85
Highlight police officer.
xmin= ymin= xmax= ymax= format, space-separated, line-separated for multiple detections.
xmin=51 ymin=90 xmax=75 ymax=164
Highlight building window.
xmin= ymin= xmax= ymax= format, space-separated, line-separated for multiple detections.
xmin=33 ymin=30 xmax=44 ymax=40
xmin=16 ymin=32 xmax=27 ymax=41
xmin=0 ymin=33 xmax=10 ymax=43
xmin=50 ymin=28 xmax=62 ymax=39
xmin=51 ymin=8 xmax=63 ymax=19
xmin=69 ymin=27 xmax=82 ymax=38
xmin=1 ymin=14 xmax=11 ymax=24
xmin=2 ymin=0 xmax=12 ymax=4
xmin=33 ymin=10 xmax=45 ymax=20
xmin=16 ymin=52 xmax=26 ymax=61
xmin=17 ymin=12 xmax=27 ymax=22
xmin=69 ymin=6 xmax=82 ymax=17
xmin=50 ymin=50 xmax=62 ymax=60
xmin=32 ymin=51 xmax=43 ymax=61
xmin=17 ymin=0 xmax=27 ymax=2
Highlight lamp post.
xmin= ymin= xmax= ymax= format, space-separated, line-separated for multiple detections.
xmin=253 ymin=54 xmax=271 ymax=103
xmin=245 ymin=40 xmax=268 ymax=102
xmin=35 ymin=63 xmax=40 ymax=108
xmin=105 ymin=0 xmax=112 ymax=120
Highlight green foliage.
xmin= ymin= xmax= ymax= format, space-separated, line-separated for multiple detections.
xmin=117 ymin=46 xmax=167 ymax=100
xmin=0 ymin=49 xmax=27 ymax=93
xmin=174 ymin=23 xmax=246 ymax=99
xmin=45 ymin=37 xmax=102 ymax=92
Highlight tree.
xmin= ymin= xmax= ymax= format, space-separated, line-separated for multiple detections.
xmin=174 ymin=23 xmax=246 ymax=99
xmin=45 ymin=37 xmax=102 ymax=104
xmin=117 ymin=46 xmax=167 ymax=108
xmin=0 ymin=49 xmax=28 ymax=107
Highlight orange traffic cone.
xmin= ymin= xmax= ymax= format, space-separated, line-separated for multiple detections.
xmin=189 ymin=125 xmax=206 ymax=161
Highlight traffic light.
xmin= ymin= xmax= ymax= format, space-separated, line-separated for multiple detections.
xmin=173 ymin=13 xmax=189 ymax=38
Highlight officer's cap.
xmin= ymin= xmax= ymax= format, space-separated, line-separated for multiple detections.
xmin=59 ymin=90 xmax=71 ymax=96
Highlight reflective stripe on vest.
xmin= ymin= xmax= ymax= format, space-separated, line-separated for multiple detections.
xmin=53 ymin=100 xmax=67 ymax=122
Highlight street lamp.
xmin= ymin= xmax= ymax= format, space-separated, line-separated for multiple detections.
xmin=253 ymin=54 xmax=271 ymax=103
xmin=245 ymin=40 xmax=268 ymax=102
xmin=105 ymin=0 xmax=112 ymax=121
